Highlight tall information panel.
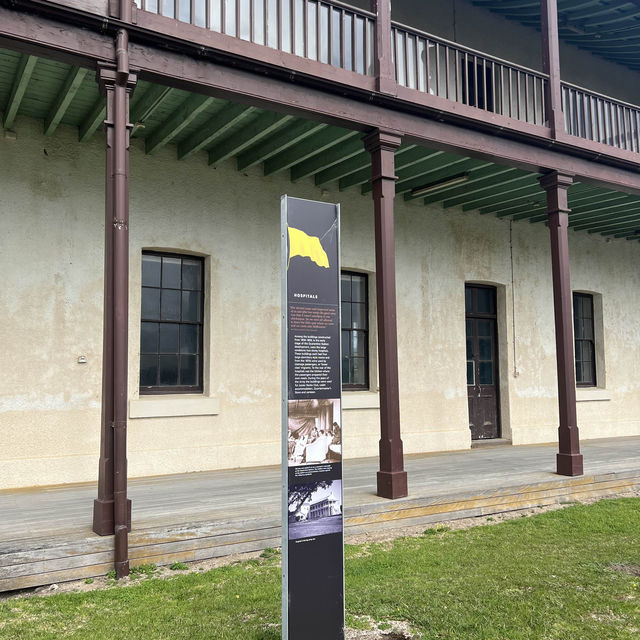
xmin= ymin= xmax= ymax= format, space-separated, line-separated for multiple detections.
xmin=281 ymin=196 xmax=344 ymax=640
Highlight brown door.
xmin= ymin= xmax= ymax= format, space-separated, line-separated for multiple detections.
xmin=465 ymin=285 xmax=500 ymax=440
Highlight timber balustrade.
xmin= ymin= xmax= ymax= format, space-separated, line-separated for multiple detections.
xmin=135 ymin=0 xmax=376 ymax=75
xmin=562 ymin=82 xmax=640 ymax=153
xmin=132 ymin=0 xmax=640 ymax=156
xmin=391 ymin=23 xmax=548 ymax=127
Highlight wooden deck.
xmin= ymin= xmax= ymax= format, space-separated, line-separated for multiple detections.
xmin=1 ymin=437 xmax=639 ymax=592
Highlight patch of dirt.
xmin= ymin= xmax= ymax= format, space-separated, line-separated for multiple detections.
xmin=610 ymin=563 xmax=640 ymax=577
xmin=345 ymin=617 xmax=417 ymax=640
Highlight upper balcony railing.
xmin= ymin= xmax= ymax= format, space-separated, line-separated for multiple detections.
xmin=391 ymin=22 xmax=548 ymax=127
xmin=135 ymin=0 xmax=640 ymax=158
xmin=562 ymin=82 xmax=640 ymax=153
xmin=137 ymin=0 xmax=376 ymax=75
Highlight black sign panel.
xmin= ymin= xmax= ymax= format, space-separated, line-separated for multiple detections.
xmin=281 ymin=196 xmax=344 ymax=640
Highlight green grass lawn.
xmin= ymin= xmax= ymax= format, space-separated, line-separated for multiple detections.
xmin=1 ymin=498 xmax=638 ymax=639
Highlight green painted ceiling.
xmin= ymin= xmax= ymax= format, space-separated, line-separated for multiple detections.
xmin=1 ymin=48 xmax=640 ymax=242
xmin=473 ymin=0 xmax=640 ymax=72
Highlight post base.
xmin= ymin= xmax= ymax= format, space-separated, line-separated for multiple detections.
xmin=377 ymin=470 xmax=408 ymax=499
xmin=115 ymin=560 xmax=130 ymax=579
xmin=556 ymin=452 xmax=583 ymax=476
xmin=92 ymin=498 xmax=132 ymax=536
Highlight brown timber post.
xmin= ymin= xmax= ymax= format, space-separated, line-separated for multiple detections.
xmin=539 ymin=171 xmax=583 ymax=477
xmin=541 ymin=0 xmax=564 ymax=137
xmin=92 ymin=19 xmax=136 ymax=581
xmin=371 ymin=0 xmax=396 ymax=95
xmin=364 ymin=129 xmax=408 ymax=499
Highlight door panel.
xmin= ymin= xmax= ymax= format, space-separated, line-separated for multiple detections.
xmin=465 ymin=286 xmax=500 ymax=440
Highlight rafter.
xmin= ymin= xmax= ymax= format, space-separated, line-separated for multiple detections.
xmin=400 ymin=158 xmax=483 ymax=200
xmin=290 ymin=136 xmax=364 ymax=182
xmin=445 ymin=173 xmax=534 ymax=209
xmin=131 ymin=84 xmax=174 ymax=136
xmin=44 ymin=65 xmax=88 ymax=136
xmin=3 ymin=54 xmax=37 ymax=130
xmin=237 ymin=121 xmax=328 ymax=171
xmin=263 ymin=128 xmax=359 ymax=176
xmin=145 ymin=94 xmax=215 ymax=154
xmin=178 ymin=103 xmax=256 ymax=160
xmin=208 ymin=112 xmax=293 ymax=166
xmin=315 ymin=152 xmax=371 ymax=186
xmin=421 ymin=166 xmax=518 ymax=204
xmin=362 ymin=149 xmax=447 ymax=195
xmin=461 ymin=180 xmax=541 ymax=212
xmin=78 ymin=97 xmax=106 ymax=142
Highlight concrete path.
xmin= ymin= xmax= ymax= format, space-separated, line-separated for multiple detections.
xmin=1 ymin=436 xmax=638 ymax=544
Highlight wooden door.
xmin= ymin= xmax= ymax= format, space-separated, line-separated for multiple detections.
xmin=465 ymin=285 xmax=500 ymax=440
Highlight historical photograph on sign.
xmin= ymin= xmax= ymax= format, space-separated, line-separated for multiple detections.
xmin=287 ymin=399 xmax=341 ymax=466
xmin=288 ymin=480 xmax=343 ymax=541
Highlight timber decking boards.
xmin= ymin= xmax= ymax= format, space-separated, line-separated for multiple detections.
xmin=0 ymin=437 xmax=638 ymax=592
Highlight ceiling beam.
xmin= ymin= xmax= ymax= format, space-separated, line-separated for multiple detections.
xmin=208 ymin=112 xmax=293 ymax=166
xmin=446 ymin=173 xmax=535 ymax=209
xmin=422 ymin=166 xmax=520 ymax=205
xmin=264 ymin=128 xmax=359 ymax=176
xmin=127 ymin=41 xmax=640 ymax=194
xmin=131 ymin=84 xmax=174 ymax=136
xmin=315 ymin=152 xmax=371 ymax=186
xmin=145 ymin=94 xmax=215 ymax=154
xmin=237 ymin=121 xmax=327 ymax=171
xmin=570 ymin=209 xmax=640 ymax=231
xmin=462 ymin=181 xmax=541 ymax=212
xmin=493 ymin=199 xmax=546 ymax=219
xmin=3 ymin=53 xmax=37 ymax=129
xmin=397 ymin=158 xmax=477 ymax=198
xmin=291 ymin=136 xmax=364 ymax=182
xmin=343 ymin=148 xmax=442 ymax=192
xmin=362 ymin=148 xmax=445 ymax=194
xmin=44 ymin=65 xmax=88 ymax=136
xmin=177 ymin=103 xmax=256 ymax=160
xmin=340 ymin=166 xmax=372 ymax=191
xmin=4 ymin=4 xmax=640 ymax=193
xmin=590 ymin=220 xmax=640 ymax=235
xmin=78 ymin=96 xmax=106 ymax=142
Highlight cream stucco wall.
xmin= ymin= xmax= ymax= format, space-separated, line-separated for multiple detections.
xmin=1 ymin=117 xmax=640 ymax=490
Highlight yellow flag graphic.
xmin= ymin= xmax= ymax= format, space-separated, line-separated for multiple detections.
xmin=288 ymin=226 xmax=330 ymax=269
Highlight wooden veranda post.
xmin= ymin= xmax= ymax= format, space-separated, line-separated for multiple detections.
xmin=364 ymin=129 xmax=408 ymax=499
xmin=540 ymin=171 xmax=584 ymax=477
xmin=541 ymin=0 xmax=564 ymax=137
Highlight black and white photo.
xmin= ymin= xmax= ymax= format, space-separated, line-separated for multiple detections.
xmin=288 ymin=480 xmax=343 ymax=541
xmin=287 ymin=398 xmax=341 ymax=466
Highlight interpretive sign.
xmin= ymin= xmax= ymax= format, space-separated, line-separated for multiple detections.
xmin=281 ymin=196 xmax=344 ymax=640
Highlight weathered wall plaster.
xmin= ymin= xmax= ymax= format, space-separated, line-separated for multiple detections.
xmin=1 ymin=115 xmax=639 ymax=490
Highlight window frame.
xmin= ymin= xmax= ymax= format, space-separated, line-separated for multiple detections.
xmin=341 ymin=270 xmax=370 ymax=391
xmin=139 ymin=250 xmax=205 ymax=395
xmin=573 ymin=292 xmax=597 ymax=388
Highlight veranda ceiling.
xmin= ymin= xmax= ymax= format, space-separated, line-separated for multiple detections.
xmin=473 ymin=0 xmax=640 ymax=72
xmin=1 ymin=48 xmax=640 ymax=242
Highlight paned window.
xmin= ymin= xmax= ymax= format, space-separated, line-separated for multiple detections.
xmin=341 ymin=271 xmax=368 ymax=390
xmin=573 ymin=292 xmax=596 ymax=387
xmin=140 ymin=252 xmax=204 ymax=393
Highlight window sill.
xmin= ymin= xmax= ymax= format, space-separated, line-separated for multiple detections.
xmin=129 ymin=395 xmax=220 ymax=419
xmin=576 ymin=388 xmax=611 ymax=403
xmin=342 ymin=391 xmax=380 ymax=410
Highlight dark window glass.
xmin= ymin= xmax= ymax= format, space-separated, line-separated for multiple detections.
xmin=140 ymin=252 xmax=204 ymax=393
xmin=574 ymin=292 xmax=596 ymax=387
xmin=341 ymin=271 xmax=369 ymax=390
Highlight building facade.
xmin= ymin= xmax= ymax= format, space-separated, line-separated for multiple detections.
xmin=2 ymin=0 xmax=640 ymax=568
